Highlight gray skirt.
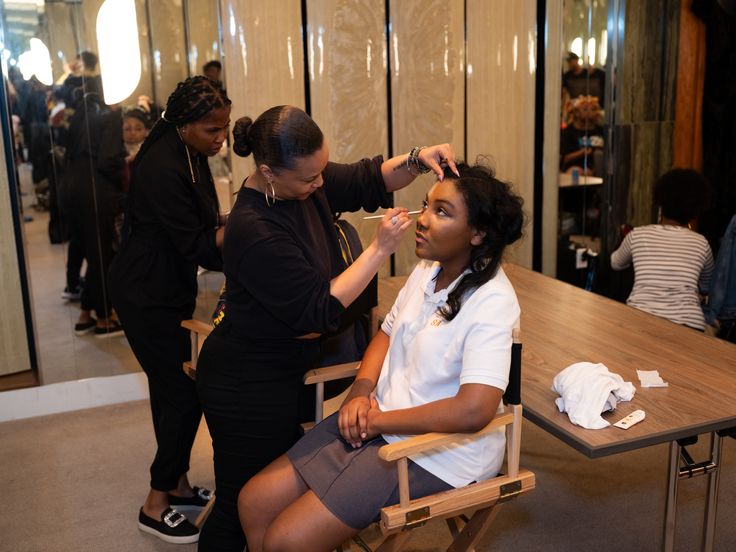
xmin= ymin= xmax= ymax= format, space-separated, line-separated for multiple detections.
xmin=287 ymin=412 xmax=453 ymax=529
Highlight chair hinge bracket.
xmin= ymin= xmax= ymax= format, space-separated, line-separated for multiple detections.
xmin=404 ymin=506 xmax=430 ymax=529
xmin=499 ymin=480 xmax=522 ymax=502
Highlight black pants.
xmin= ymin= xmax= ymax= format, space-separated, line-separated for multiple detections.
xmin=66 ymin=171 xmax=117 ymax=318
xmin=115 ymin=299 xmax=202 ymax=491
xmin=196 ymin=321 xmax=320 ymax=552
xmin=65 ymin=235 xmax=85 ymax=291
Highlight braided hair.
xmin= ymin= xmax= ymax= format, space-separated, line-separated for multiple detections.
xmin=135 ymin=76 xmax=231 ymax=163
xmin=437 ymin=161 xmax=525 ymax=322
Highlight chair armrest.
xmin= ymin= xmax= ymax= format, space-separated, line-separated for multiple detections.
xmin=380 ymin=469 xmax=535 ymax=534
xmin=378 ymin=411 xmax=515 ymax=462
xmin=303 ymin=361 xmax=360 ymax=385
xmin=181 ymin=319 xmax=213 ymax=337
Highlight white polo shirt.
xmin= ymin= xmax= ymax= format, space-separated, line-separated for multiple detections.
xmin=376 ymin=260 xmax=520 ymax=488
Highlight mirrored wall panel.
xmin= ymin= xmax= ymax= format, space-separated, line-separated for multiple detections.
xmin=0 ymin=0 xmax=225 ymax=388
xmin=555 ymin=0 xmax=608 ymax=289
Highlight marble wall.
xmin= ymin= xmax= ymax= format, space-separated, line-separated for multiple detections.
xmin=617 ymin=0 xmax=680 ymax=228
xmin=390 ymin=0 xmax=466 ymax=274
xmin=466 ymin=0 xmax=537 ymax=270
xmin=216 ymin=0 xmax=537 ymax=275
xmin=306 ymin=0 xmax=390 ymax=274
xmin=218 ymin=0 xmax=306 ymax=191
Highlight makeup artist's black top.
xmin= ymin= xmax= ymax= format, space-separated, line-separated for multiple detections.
xmin=222 ymin=156 xmax=390 ymax=339
xmin=109 ymin=126 xmax=222 ymax=310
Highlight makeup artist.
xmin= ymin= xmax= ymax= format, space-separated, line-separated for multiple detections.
xmin=195 ymin=104 xmax=457 ymax=552
xmin=108 ymin=76 xmax=230 ymax=545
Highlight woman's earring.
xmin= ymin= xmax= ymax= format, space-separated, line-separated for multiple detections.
xmin=265 ymin=179 xmax=277 ymax=207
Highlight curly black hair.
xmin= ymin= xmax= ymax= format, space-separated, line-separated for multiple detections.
xmin=437 ymin=161 xmax=526 ymax=321
xmin=654 ymin=169 xmax=712 ymax=225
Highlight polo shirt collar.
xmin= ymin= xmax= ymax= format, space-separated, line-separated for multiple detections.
xmin=422 ymin=262 xmax=473 ymax=305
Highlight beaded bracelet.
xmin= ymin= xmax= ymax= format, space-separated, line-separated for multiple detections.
xmin=407 ymin=145 xmax=431 ymax=175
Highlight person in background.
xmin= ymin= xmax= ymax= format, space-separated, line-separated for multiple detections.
xmin=611 ymin=169 xmax=715 ymax=331
xmin=63 ymin=90 xmax=123 ymax=337
xmin=194 ymin=104 xmax=458 ymax=551
xmin=559 ymin=95 xmax=604 ymax=175
xmin=562 ymin=52 xmax=588 ymax=100
xmin=136 ymin=94 xmax=163 ymax=125
xmin=108 ymin=76 xmax=230 ymax=545
xmin=203 ymin=60 xmax=223 ymax=86
xmin=121 ymin=107 xmax=151 ymax=194
xmin=59 ymin=51 xmax=104 ymax=106
xmin=238 ymin=161 xmax=525 ymax=552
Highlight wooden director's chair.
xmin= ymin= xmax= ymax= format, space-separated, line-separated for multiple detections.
xmin=183 ymin=321 xmax=534 ymax=551
xmin=304 ymin=326 xmax=535 ymax=552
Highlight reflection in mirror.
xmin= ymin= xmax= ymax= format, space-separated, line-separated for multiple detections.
xmin=0 ymin=0 xmax=227 ymax=390
xmin=556 ymin=0 xmax=607 ymax=290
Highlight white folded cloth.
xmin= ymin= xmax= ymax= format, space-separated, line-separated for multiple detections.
xmin=552 ymin=362 xmax=636 ymax=429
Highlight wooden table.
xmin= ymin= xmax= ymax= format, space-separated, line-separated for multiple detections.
xmin=378 ymin=264 xmax=736 ymax=551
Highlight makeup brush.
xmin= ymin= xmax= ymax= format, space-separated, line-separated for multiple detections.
xmin=362 ymin=210 xmax=421 ymax=220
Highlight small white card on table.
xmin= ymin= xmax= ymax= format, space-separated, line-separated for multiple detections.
xmin=637 ymin=370 xmax=669 ymax=388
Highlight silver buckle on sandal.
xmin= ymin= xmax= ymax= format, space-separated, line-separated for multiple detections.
xmin=163 ymin=510 xmax=186 ymax=528
xmin=197 ymin=488 xmax=213 ymax=501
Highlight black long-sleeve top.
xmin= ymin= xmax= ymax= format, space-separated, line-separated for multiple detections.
xmin=109 ymin=126 xmax=222 ymax=310
xmin=223 ymin=156 xmax=390 ymax=339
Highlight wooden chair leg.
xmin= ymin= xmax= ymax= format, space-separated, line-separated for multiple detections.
xmin=375 ymin=531 xmax=414 ymax=552
xmin=446 ymin=503 xmax=502 ymax=552
xmin=194 ymin=497 xmax=216 ymax=529
xmin=446 ymin=516 xmax=462 ymax=539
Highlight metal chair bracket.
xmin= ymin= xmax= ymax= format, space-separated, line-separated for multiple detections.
xmin=403 ymin=506 xmax=430 ymax=530
xmin=499 ymin=480 xmax=523 ymax=502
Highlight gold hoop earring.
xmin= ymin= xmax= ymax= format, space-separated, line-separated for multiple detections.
xmin=265 ymin=179 xmax=277 ymax=207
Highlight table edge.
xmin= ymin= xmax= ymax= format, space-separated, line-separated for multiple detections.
xmin=522 ymin=407 xmax=736 ymax=459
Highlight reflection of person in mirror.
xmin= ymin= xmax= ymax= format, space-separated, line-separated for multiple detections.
xmin=562 ymin=52 xmax=588 ymax=99
xmin=560 ymin=95 xmax=604 ymax=175
xmin=108 ymin=76 xmax=231 ymax=545
xmin=120 ymin=108 xmax=151 ymax=194
xmin=562 ymin=52 xmax=606 ymax=110
xmin=203 ymin=60 xmax=224 ymax=90
xmin=58 ymin=51 xmax=104 ymax=107
xmin=136 ymin=94 xmax=162 ymax=125
xmin=193 ymin=104 xmax=459 ymax=551
xmin=610 ymin=169 xmax=714 ymax=331
xmin=237 ymin=162 xmax=525 ymax=552
xmin=62 ymin=91 xmax=125 ymax=337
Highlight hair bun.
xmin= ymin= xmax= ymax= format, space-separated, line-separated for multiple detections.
xmin=232 ymin=116 xmax=253 ymax=157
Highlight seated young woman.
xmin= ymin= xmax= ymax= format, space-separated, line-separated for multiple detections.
xmin=238 ymin=161 xmax=525 ymax=552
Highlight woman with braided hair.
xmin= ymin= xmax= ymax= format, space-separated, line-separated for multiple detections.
xmin=109 ymin=76 xmax=230 ymax=544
